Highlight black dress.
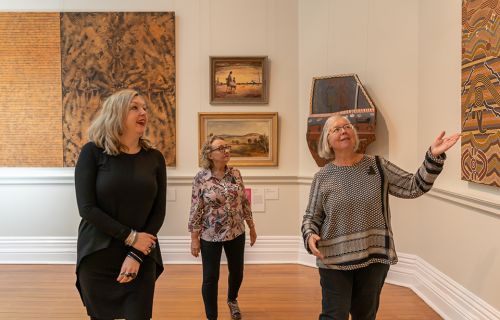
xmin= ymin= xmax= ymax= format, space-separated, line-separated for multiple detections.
xmin=75 ymin=142 xmax=166 ymax=319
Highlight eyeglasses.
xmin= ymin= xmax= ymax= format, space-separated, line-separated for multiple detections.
xmin=210 ymin=145 xmax=231 ymax=153
xmin=329 ymin=123 xmax=354 ymax=135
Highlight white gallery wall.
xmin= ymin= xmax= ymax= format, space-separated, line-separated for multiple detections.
xmin=0 ymin=0 xmax=499 ymax=317
xmin=416 ymin=0 xmax=500 ymax=312
xmin=0 ymin=0 xmax=301 ymax=239
xmin=297 ymin=0 xmax=421 ymax=255
xmin=298 ymin=0 xmax=500 ymax=313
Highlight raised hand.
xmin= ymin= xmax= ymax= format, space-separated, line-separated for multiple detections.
xmin=430 ymin=131 xmax=460 ymax=157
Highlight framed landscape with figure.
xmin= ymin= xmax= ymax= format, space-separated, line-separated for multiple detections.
xmin=209 ymin=56 xmax=269 ymax=104
xmin=198 ymin=112 xmax=278 ymax=166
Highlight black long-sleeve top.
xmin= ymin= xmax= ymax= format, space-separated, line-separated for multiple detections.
xmin=75 ymin=142 xmax=166 ymax=274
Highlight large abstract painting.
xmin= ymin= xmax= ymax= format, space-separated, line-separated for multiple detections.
xmin=462 ymin=1 xmax=500 ymax=187
xmin=0 ymin=12 xmax=176 ymax=167
xmin=61 ymin=12 xmax=175 ymax=166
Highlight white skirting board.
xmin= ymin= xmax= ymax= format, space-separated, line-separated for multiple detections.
xmin=0 ymin=236 xmax=498 ymax=320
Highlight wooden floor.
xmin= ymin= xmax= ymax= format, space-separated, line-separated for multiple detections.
xmin=0 ymin=264 xmax=442 ymax=319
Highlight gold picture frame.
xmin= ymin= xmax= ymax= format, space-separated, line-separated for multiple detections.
xmin=198 ymin=112 xmax=278 ymax=167
xmin=209 ymin=56 xmax=269 ymax=104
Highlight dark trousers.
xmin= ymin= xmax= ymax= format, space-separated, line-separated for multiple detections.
xmin=318 ymin=263 xmax=389 ymax=320
xmin=201 ymin=233 xmax=245 ymax=320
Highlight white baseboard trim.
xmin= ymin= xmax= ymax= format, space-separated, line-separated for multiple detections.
xmin=0 ymin=236 xmax=498 ymax=319
xmin=0 ymin=237 xmax=77 ymax=264
xmin=0 ymin=236 xmax=301 ymax=265
xmin=296 ymin=247 xmax=500 ymax=320
xmin=386 ymin=253 xmax=500 ymax=320
xmin=159 ymin=236 xmax=300 ymax=264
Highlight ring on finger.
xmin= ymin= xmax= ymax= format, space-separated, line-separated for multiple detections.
xmin=120 ymin=272 xmax=137 ymax=278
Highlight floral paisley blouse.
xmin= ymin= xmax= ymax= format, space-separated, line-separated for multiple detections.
xmin=188 ymin=167 xmax=253 ymax=242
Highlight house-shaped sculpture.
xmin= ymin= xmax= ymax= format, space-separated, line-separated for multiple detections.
xmin=306 ymin=74 xmax=377 ymax=167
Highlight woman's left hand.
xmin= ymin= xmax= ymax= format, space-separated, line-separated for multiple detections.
xmin=430 ymin=131 xmax=460 ymax=157
xmin=117 ymin=256 xmax=140 ymax=284
xmin=249 ymin=226 xmax=257 ymax=247
xmin=132 ymin=232 xmax=157 ymax=256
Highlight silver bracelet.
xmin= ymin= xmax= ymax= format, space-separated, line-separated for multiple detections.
xmin=125 ymin=229 xmax=137 ymax=246
xmin=130 ymin=230 xmax=138 ymax=246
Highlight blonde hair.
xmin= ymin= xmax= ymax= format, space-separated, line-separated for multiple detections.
xmin=200 ymin=135 xmax=225 ymax=169
xmin=317 ymin=115 xmax=359 ymax=159
xmin=88 ymin=89 xmax=152 ymax=155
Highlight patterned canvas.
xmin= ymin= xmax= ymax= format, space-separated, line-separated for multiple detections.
xmin=462 ymin=0 xmax=500 ymax=187
xmin=0 ymin=13 xmax=63 ymax=167
xmin=61 ymin=12 xmax=176 ymax=166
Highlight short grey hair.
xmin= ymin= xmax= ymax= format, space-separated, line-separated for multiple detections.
xmin=200 ymin=135 xmax=226 ymax=169
xmin=317 ymin=115 xmax=359 ymax=159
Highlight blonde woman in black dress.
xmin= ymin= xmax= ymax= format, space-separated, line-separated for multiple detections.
xmin=75 ymin=89 xmax=166 ymax=320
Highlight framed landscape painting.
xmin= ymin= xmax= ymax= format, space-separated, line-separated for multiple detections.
xmin=198 ymin=112 xmax=278 ymax=166
xmin=209 ymin=56 xmax=269 ymax=104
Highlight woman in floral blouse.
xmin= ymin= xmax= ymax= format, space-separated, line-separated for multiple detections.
xmin=189 ymin=135 xmax=257 ymax=320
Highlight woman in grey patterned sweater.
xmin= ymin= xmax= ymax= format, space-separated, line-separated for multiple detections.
xmin=302 ymin=115 xmax=459 ymax=320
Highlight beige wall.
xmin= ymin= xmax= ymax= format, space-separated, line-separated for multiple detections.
xmin=298 ymin=0 xmax=500 ymax=311
xmin=298 ymin=0 xmax=422 ymax=262
xmin=164 ymin=0 xmax=300 ymax=237
xmin=298 ymin=0 xmax=420 ymax=177
xmin=0 ymin=0 xmax=300 ymax=238
xmin=0 ymin=0 xmax=499 ymax=311
xmin=171 ymin=0 xmax=299 ymax=178
xmin=417 ymin=0 xmax=500 ymax=310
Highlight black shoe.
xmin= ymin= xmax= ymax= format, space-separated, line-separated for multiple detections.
xmin=227 ymin=300 xmax=242 ymax=320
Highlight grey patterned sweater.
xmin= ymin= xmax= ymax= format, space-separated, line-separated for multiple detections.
xmin=301 ymin=150 xmax=445 ymax=270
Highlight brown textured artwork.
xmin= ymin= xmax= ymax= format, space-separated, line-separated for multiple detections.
xmin=0 ymin=12 xmax=175 ymax=167
xmin=0 ymin=13 xmax=63 ymax=167
xmin=61 ymin=12 xmax=176 ymax=166
xmin=462 ymin=1 xmax=500 ymax=187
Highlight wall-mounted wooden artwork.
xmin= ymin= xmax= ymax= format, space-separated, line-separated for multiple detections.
xmin=306 ymin=74 xmax=376 ymax=167
xmin=462 ymin=1 xmax=500 ymax=187
xmin=0 ymin=12 xmax=176 ymax=167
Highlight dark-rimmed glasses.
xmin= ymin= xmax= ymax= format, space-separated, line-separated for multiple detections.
xmin=329 ymin=123 xmax=354 ymax=135
xmin=210 ymin=145 xmax=231 ymax=153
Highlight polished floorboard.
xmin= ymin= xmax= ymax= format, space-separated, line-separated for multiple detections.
xmin=0 ymin=264 xmax=442 ymax=319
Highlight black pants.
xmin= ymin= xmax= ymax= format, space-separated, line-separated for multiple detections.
xmin=200 ymin=233 xmax=245 ymax=320
xmin=318 ymin=263 xmax=389 ymax=320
